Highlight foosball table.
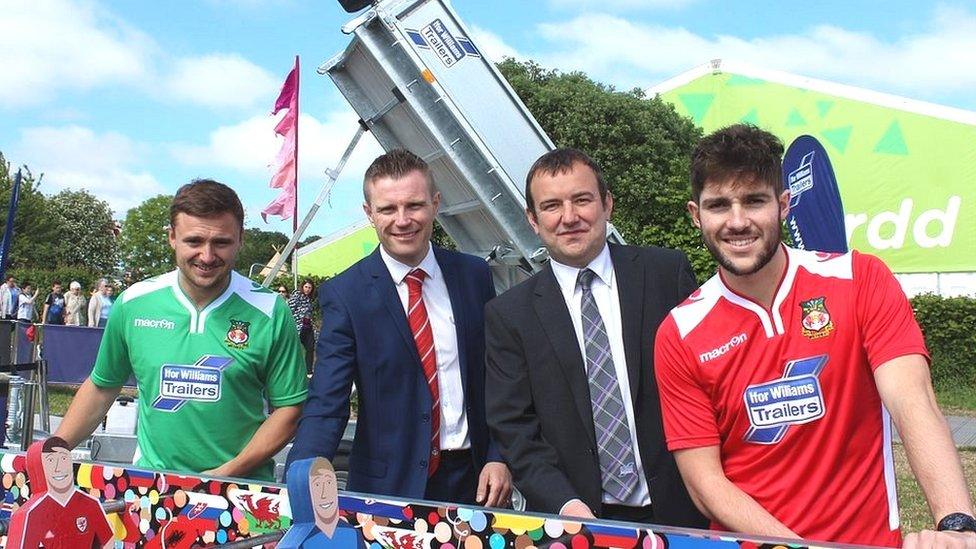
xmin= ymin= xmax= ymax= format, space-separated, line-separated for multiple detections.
xmin=0 ymin=447 xmax=856 ymax=548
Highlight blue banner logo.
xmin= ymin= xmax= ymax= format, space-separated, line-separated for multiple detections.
xmin=406 ymin=19 xmax=480 ymax=68
xmin=743 ymin=355 xmax=828 ymax=444
xmin=153 ymin=355 xmax=233 ymax=412
xmin=782 ymin=136 xmax=848 ymax=254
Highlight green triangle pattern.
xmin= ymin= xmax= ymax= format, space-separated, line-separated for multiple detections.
xmin=678 ymin=93 xmax=716 ymax=124
xmin=816 ymin=100 xmax=834 ymax=119
xmin=873 ymin=120 xmax=908 ymax=155
xmin=740 ymin=108 xmax=759 ymax=125
xmin=820 ymin=126 xmax=853 ymax=154
xmin=726 ymin=74 xmax=765 ymax=86
xmin=786 ymin=108 xmax=807 ymax=127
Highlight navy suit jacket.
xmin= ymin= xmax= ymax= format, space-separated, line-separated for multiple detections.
xmin=286 ymin=246 xmax=499 ymax=499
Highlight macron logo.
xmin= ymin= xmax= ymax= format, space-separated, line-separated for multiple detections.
xmin=699 ymin=333 xmax=747 ymax=363
xmin=134 ymin=318 xmax=176 ymax=330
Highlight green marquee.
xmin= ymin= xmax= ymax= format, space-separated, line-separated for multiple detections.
xmin=296 ymin=221 xmax=378 ymax=278
xmin=654 ymin=62 xmax=975 ymax=273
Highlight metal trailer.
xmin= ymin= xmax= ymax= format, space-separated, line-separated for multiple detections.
xmin=322 ymin=0 xmax=555 ymax=289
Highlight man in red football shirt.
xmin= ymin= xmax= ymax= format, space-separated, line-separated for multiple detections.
xmin=654 ymin=124 xmax=975 ymax=548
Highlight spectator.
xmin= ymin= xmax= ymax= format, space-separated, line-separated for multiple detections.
xmin=17 ymin=284 xmax=36 ymax=322
xmin=42 ymin=281 xmax=66 ymax=325
xmin=0 ymin=276 xmax=20 ymax=320
xmin=64 ymin=281 xmax=86 ymax=326
xmin=87 ymin=279 xmax=114 ymax=328
xmin=287 ymin=279 xmax=316 ymax=374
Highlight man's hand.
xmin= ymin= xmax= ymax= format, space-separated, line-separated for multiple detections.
xmin=903 ymin=530 xmax=976 ymax=549
xmin=476 ymin=461 xmax=512 ymax=508
xmin=560 ymin=499 xmax=596 ymax=519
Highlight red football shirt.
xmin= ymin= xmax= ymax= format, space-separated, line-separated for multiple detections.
xmin=654 ymin=247 xmax=928 ymax=547
xmin=10 ymin=490 xmax=114 ymax=549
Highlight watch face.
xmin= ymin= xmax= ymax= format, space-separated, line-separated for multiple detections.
xmin=938 ymin=513 xmax=976 ymax=533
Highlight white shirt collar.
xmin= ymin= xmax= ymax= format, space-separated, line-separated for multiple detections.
xmin=379 ymin=243 xmax=440 ymax=284
xmin=550 ymin=242 xmax=613 ymax=293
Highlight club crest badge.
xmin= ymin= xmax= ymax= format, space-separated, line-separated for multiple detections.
xmin=800 ymin=297 xmax=834 ymax=339
xmin=225 ymin=319 xmax=250 ymax=349
xmin=76 ymin=516 xmax=88 ymax=532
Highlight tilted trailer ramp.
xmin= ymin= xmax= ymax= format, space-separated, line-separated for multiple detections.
xmin=322 ymin=0 xmax=557 ymax=289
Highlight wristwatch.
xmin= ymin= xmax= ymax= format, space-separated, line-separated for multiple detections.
xmin=937 ymin=513 xmax=976 ymax=533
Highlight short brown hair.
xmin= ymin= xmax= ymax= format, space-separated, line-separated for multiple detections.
xmin=525 ymin=148 xmax=608 ymax=213
xmin=363 ymin=149 xmax=434 ymax=203
xmin=170 ymin=179 xmax=244 ymax=231
xmin=690 ymin=124 xmax=784 ymax=203
xmin=42 ymin=436 xmax=69 ymax=453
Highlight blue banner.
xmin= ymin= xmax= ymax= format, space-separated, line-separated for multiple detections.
xmin=40 ymin=324 xmax=121 ymax=385
xmin=782 ymin=135 xmax=848 ymax=253
xmin=0 ymin=169 xmax=23 ymax=280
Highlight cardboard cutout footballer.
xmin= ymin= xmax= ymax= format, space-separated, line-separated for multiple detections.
xmin=6 ymin=437 xmax=114 ymax=549
xmin=279 ymin=457 xmax=363 ymax=548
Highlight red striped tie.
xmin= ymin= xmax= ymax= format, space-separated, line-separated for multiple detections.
xmin=406 ymin=269 xmax=440 ymax=476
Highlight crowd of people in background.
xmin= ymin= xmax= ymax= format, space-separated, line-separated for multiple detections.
xmin=0 ymin=275 xmax=115 ymax=327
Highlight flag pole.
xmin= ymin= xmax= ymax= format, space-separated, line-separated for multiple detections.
xmin=292 ymin=55 xmax=300 ymax=287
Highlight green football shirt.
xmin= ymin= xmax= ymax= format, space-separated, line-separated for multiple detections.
xmin=90 ymin=270 xmax=308 ymax=481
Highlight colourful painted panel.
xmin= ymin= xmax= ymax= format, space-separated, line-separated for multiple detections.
xmin=0 ymin=450 xmax=844 ymax=548
xmin=659 ymin=72 xmax=976 ymax=273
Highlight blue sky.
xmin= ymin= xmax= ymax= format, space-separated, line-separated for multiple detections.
xmin=3 ymin=0 xmax=975 ymax=242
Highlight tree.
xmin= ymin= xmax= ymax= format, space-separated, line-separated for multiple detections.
xmin=497 ymin=60 xmax=715 ymax=280
xmin=237 ymin=228 xmax=289 ymax=277
xmin=47 ymin=189 xmax=119 ymax=274
xmin=0 ymin=152 xmax=61 ymax=270
xmin=120 ymin=195 xmax=173 ymax=280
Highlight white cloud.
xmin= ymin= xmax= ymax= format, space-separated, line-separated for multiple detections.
xmin=469 ymin=26 xmax=522 ymax=63
xmin=170 ymin=106 xmax=386 ymax=232
xmin=8 ymin=126 xmax=167 ymax=215
xmin=547 ymin=0 xmax=696 ymax=10
xmin=531 ymin=6 xmax=976 ymax=100
xmin=162 ymin=54 xmax=280 ymax=109
xmin=0 ymin=0 xmax=153 ymax=108
xmin=0 ymin=0 xmax=281 ymax=110
xmin=170 ymin=107 xmax=383 ymax=178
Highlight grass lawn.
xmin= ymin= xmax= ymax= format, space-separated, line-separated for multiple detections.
xmin=896 ymin=444 xmax=976 ymax=532
xmin=936 ymin=385 xmax=976 ymax=417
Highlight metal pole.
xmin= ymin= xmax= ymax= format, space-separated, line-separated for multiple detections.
xmin=220 ymin=532 xmax=285 ymax=548
xmin=19 ymin=325 xmax=36 ymax=451
xmin=38 ymin=358 xmax=49 ymax=433
xmin=262 ymin=125 xmax=367 ymax=286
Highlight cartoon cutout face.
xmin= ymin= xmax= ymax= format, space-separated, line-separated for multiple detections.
xmin=280 ymin=456 xmax=363 ymax=549
xmin=309 ymin=458 xmax=340 ymax=538
xmin=41 ymin=445 xmax=74 ymax=496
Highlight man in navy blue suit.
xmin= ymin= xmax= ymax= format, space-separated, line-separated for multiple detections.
xmin=287 ymin=149 xmax=511 ymax=507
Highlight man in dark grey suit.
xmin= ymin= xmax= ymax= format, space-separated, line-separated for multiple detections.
xmin=486 ymin=148 xmax=705 ymax=526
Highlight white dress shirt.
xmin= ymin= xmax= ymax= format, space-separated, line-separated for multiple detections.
xmin=380 ymin=244 xmax=471 ymax=451
xmin=550 ymin=243 xmax=651 ymax=508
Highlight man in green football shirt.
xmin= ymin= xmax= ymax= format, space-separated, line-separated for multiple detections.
xmin=55 ymin=180 xmax=308 ymax=481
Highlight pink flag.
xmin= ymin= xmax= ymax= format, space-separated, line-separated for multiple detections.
xmin=262 ymin=57 xmax=299 ymax=227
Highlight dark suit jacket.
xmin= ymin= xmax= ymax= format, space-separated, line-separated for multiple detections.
xmin=286 ymin=246 xmax=499 ymax=498
xmin=485 ymin=243 xmax=705 ymax=527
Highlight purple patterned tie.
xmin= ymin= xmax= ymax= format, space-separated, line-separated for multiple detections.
xmin=578 ymin=268 xmax=638 ymax=501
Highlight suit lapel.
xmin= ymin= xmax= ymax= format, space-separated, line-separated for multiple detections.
xmin=610 ymin=244 xmax=643 ymax=406
xmin=532 ymin=266 xmax=597 ymax=447
xmin=435 ymin=248 xmax=469 ymax=385
xmin=364 ymin=248 xmax=422 ymax=368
